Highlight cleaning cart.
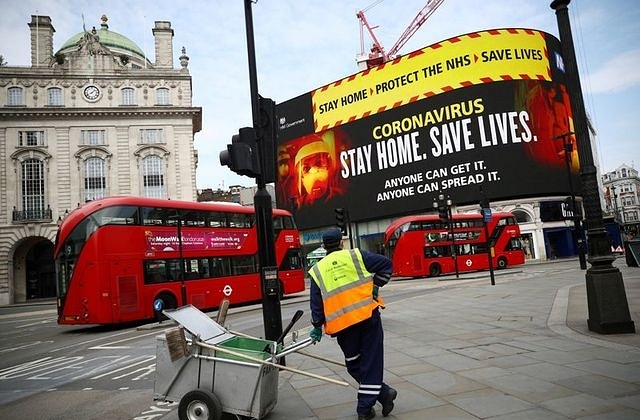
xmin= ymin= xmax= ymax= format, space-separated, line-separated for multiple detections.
xmin=153 ymin=305 xmax=346 ymax=420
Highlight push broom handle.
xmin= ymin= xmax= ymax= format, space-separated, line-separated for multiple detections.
xmin=196 ymin=340 xmax=349 ymax=387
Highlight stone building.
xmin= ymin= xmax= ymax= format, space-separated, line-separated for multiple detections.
xmin=0 ymin=15 xmax=202 ymax=304
xmin=602 ymin=164 xmax=640 ymax=241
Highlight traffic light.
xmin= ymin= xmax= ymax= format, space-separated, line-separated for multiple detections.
xmin=335 ymin=207 xmax=347 ymax=236
xmin=219 ymin=97 xmax=277 ymax=182
xmin=258 ymin=96 xmax=277 ymax=184
xmin=219 ymin=127 xmax=260 ymax=178
xmin=438 ymin=205 xmax=449 ymax=221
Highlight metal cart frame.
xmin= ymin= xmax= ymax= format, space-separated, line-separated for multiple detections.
xmin=152 ymin=305 xmax=333 ymax=420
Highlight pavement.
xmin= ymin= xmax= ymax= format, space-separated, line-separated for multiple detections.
xmin=5 ymin=257 xmax=639 ymax=419
xmin=266 ymin=257 xmax=640 ymax=420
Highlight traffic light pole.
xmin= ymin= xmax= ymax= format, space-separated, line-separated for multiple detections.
xmin=434 ymin=194 xmax=459 ymax=279
xmin=479 ymin=195 xmax=496 ymax=286
xmin=243 ymin=0 xmax=283 ymax=342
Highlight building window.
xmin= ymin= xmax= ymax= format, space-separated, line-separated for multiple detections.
xmin=18 ymin=131 xmax=45 ymax=147
xmin=8 ymin=86 xmax=24 ymax=106
xmin=140 ymin=129 xmax=164 ymax=144
xmin=47 ymin=87 xmax=63 ymax=106
xmin=142 ymin=155 xmax=165 ymax=198
xmin=84 ymin=157 xmax=106 ymax=201
xmin=22 ymin=159 xmax=45 ymax=217
xmin=121 ymin=87 xmax=135 ymax=105
xmin=156 ymin=88 xmax=170 ymax=105
xmin=80 ymin=130 xmax=106 ymax=145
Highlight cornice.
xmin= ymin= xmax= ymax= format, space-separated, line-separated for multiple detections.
xmin=0 ymin=106 xmax=202 ymax=120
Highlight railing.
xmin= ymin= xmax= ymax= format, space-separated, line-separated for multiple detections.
xmin=12 ymin=207 xmax=53 ymax=223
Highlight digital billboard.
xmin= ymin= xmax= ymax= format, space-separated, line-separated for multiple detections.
xmin=275 ymin=28 xmax=580 ymax=230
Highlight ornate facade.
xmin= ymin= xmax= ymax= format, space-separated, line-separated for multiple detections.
xmin=602 ymin=164 xmax=640 ymax=239
xmin=0 ymin=15 xmax=201 ymax=304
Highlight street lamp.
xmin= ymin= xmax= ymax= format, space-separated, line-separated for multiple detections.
xmin=611 ymin=186 xmax=625 ymax=247
xmin=551 ymin=0 xmax=634 ymax=333
xmin=433 ymin=194 xmax=459 ymax=278
xmin=555 ymin=131 xmax=587 ymax=269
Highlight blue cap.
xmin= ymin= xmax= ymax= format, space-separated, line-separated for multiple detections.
xmin=322 ymin=227 xmax=343 ymax=246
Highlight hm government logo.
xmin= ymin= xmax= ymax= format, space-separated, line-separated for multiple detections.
xmin=555 ymin=51 xmax=565 ymax=73
xmin=279 ymin=115 xmax=305 ymax=131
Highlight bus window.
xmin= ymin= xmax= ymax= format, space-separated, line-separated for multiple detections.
xmin=142 ymin=207 xmax=169 ymax=225
xmin=233 ymin=255 xmax=257 ymax=275
xmin=167 ymin=260 xmax=182 ymax=280
xmin=207 ymin=212 xmax=225 ymax=228
xmin=94 ymin=205 xmax=139 ymax=225
xmin=424 ymin=246 xmax=451 ymax=258
xmin=280 ymin=248 xmax=303 ymax=270
xmin=506 ymin=238 xmax=523 ymax=251
xmin=144 ymin=260 xmax=168 ymax=284
xmin=183 ymin=211 xmax=207 ymax=227
xmin=228 ymin=213 xmax=254 ymax=228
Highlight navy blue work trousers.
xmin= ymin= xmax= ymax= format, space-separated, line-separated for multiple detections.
xmin=335 ymin=308 xmax=391 ymax=415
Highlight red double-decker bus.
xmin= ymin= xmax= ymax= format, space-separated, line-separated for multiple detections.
xmin=54 ymin=196 xmax=305 ymax=325
xmin=384 ymin=212 xmax=525 ymax=277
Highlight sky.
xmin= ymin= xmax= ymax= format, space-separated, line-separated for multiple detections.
xmin=1 ymin=0 xmax=639 ymax=190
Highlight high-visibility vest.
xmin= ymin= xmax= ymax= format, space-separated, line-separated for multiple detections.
xmin=310 ymin=249 xmax=382 ymax=335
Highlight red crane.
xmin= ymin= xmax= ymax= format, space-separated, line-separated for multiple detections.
xmin=357 ymin=0 xmax=445 ymax=69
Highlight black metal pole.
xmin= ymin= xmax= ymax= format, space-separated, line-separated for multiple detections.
xmin=550 ymin=0 xmax=634 ymax=334
xmin=177 ymin=212 xmax=187 ymax=305
xmin=559 ymin=132 xmax=587 ymax=269
xmin=244 ymin=0 xmax=283 ymax=341
xmin=479 ymin=191 xmax=496 ymax=285
xmin=449 ymin=205 xmax=459 ymax=278
xmin=484 ymin=218 xmax=495 ymax=286
xmin=347 ymin=208 xmax=354 ymax=249
xmin=612 ymin=187 xmax=625 ymax=247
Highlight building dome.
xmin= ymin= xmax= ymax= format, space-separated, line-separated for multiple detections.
xmin=56 ymin=15 xmax=147 ymax=61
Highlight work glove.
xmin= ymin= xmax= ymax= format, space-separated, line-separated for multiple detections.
xmin=310 ymin=326 xmax=323 ymax=343
xmin=373 ymin=285 xmax=379 ymax=300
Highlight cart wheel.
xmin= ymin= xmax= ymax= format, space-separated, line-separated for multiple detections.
xmin=178 ymin=389 xmax=222 ymax=420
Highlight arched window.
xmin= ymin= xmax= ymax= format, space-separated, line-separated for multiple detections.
xmin=156 ymin=87 xmax=170 ymax=105
xmin=47 ymin=87 xmax=63 ymax=106
xmin=512 ymin=209 xmax=533 ymax=224
xmin=84 ymin=157 xmax=106 ymax=201
xmin=142 ymin=155 xmax=165 ymax=198
xmin=121 ymin=87 xmax=135 ymax=105
xmin=8 ymin=86 xmax=24 ymax=106
xmin=22 ymin=159 xmax=45 ymax=217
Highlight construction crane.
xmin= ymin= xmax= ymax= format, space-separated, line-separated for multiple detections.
xmin=356 ymin=0 xmax=444 ymax=70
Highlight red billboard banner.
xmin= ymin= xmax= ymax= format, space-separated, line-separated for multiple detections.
xmin=275 ymin=29 xmax=580 ymax=230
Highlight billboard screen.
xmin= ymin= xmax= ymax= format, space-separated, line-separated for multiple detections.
xmin=275 ymin=28 xmax=581 ymax=230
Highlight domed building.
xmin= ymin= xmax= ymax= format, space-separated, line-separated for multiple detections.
xmin=56 ymin=15 xmax=150 ymax=68
xmin=0 ymin=14 xmax=202 ymax=305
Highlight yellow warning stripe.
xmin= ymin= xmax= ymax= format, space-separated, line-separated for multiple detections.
xmin=312 ymin=28 xmax=551 ymax=132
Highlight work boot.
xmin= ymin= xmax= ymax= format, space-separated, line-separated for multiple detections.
xmin=380 ymin=387 xmax=397 ymax=417
xmin=357 ymin=407 xmax=375 ymax=420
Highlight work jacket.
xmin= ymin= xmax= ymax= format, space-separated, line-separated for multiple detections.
xmin=309 ymin=248 xmax=382 ymax=335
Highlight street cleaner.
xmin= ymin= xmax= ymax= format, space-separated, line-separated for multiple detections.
xmin=308 ymin=227 xmax=397 ymax=420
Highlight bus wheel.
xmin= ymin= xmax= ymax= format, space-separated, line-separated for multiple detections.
xmin=429 ymin=263 xmax=441 ymax=277
xmin=497 ymin=257 xmax=507 ymax=269
xmin=154 ymin=293 xmax=177 ymax=322
xmin=178 ymin=389 xmax=222 ymax=420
